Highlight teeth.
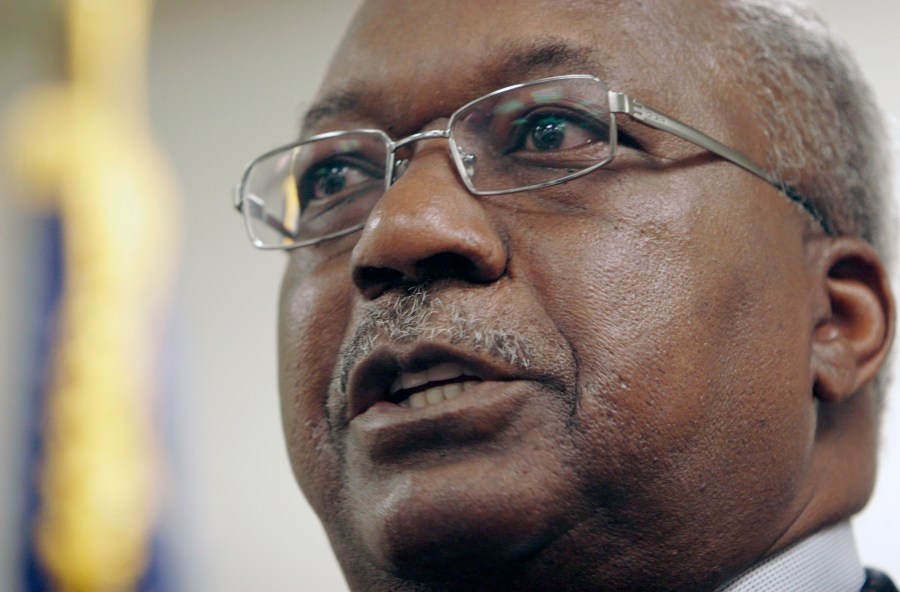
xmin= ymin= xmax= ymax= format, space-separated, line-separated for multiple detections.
xmin=390 ymin=363 xmax=466 ymax=395
xmin=398 ymin=381 xmax=478 ymax=408
xmin=389 ymin=363 xmax=482 ymax=409
xmin=401 ymin=372 xmax=419 ymax=391
xmin=443 ymin=382 xmax=463 ymax=400
xmin=425 ymin=388 xmax=443 ymax=405
xmin=427 ymin=363 xmax=463 ymax=383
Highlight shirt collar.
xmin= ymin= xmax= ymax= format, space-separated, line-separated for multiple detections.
xmin=716 ymin=521 xmax=865 ymax=592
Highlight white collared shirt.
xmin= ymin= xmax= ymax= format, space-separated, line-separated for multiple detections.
xmin=716 ymin=521 xmax=865 ymax=592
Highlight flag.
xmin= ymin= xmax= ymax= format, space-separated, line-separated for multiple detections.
xmin=5 ymin=0 xmax=181 ymax=589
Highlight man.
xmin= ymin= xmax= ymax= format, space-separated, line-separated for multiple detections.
xmin=234 ymin=0 xmax=895 ymax=589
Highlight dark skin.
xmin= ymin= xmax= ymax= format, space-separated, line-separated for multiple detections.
xmin=277 ymin=1 xmax=895 ymax=590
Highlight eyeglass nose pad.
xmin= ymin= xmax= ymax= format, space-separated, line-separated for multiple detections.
xmin=459 ymin=150 xmax=477 ymax=178
xmin=390 ymin=158 xmax=410 ymax=185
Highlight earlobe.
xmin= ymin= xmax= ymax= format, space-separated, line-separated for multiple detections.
xmin=810 ymin=237 xmax=895 ymax=402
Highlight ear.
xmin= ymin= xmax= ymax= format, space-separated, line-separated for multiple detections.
xmin=809 ymin=236 xmax=895 ymax=402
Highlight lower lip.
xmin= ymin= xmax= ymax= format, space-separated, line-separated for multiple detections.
xmin=348 ymin=379 xmax=536 ymax=462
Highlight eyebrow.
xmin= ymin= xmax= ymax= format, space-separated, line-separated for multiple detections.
xmin=493 ymin=37 xmax=600 ymax=83
xmin=299 ymin=37 xmax=603 ymax=135
xmin=300 ymin=89 xmax=365 ymax=136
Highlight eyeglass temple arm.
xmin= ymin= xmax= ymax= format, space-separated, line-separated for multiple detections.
xmin=610 ymin=92 xmax=772 ymax=183
xmin=240 ymin=192 xmax=298 ymax=239
xmin=232 ymin=183 xmax=244 ymax=212
xmin=609 ymin=92 xmax=835 ymax=236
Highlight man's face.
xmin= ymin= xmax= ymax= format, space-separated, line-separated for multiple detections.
xmin=278 ymin=1 xmax=820 ymax=588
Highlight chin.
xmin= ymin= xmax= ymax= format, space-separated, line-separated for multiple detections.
xmin=339 ymin=457 xmax=580 ymax=586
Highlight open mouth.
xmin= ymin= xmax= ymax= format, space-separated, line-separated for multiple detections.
xmin=387 ymin=362 xmax=483 ymax=409
xmin=345 ymin=344 xmax=522 ymax=420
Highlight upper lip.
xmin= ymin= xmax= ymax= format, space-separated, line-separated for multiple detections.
xmin=344 ymin=342 xmax=527 ymax=420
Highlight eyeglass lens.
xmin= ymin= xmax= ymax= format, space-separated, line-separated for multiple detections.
xmin=241 ymin=77 xmax=614 ymax=248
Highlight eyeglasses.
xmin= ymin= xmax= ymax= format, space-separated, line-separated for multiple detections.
xmin=233 ymin=74 xmax=834 ymax=250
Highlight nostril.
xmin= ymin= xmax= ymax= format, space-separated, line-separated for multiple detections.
xmin=353 ymin=266 xmax=407 ymax=300
xmin=353 ymin=251 xmax=503 ymax=300
xmin=415 ymin=252 xmax=486 ymax=283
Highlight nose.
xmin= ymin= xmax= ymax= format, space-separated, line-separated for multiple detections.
xmin=350 ymin=143 xmax=508 ymax=300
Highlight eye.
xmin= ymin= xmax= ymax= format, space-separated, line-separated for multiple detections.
xmin=298 ymin=156 xmax=383 ymax=210
xmin=528 ymin=115 xmax=567 ymax=150
xmin=528 ymin=114 xmax=586 ymax=150
xmin=314 ymin=164 xmax=347 ymax=194
xmin=508 ymin=110 xmax=610 ymax=156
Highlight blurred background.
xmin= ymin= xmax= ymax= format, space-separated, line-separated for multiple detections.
xmin=0 ymin=0 xmax=897 ymax=590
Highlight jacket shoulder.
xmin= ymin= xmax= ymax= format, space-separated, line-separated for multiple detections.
xmin=862 ymin=569 xmax=898 ymax=592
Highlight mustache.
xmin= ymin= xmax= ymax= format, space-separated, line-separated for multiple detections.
xmin=337 ymin=288 xmax=535 ymax=393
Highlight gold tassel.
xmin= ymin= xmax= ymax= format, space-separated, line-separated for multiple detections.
xmin=4 ymin=0 xmax=180 ymax=588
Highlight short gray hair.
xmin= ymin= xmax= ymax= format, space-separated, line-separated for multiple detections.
xmin=715 ymin=0 xmax=894 ymax=398
xmin=721 ymin=0 xmax=893 ymax=261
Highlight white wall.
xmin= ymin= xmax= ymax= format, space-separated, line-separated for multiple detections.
xmin=810 ymin=0 xmax=900 ymax=578
xmin=146 ymin=1 xmax=360 ymax=589
xmin=1 ymin=1 xmax=897 ymax=590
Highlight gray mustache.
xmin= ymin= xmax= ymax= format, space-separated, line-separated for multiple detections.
xmin=337 ymin=288 xmax=535 ymax=393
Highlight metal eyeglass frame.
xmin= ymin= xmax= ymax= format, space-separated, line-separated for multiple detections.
xmin=234 ymin=74 xmax=835 ymax=249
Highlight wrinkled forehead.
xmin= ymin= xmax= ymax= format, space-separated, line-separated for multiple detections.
xmin=310 ymin=0 xmax=738 ymax=137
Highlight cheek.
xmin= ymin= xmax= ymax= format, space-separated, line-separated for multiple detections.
xmin=278 ymin=258 xmax=355 ymax=513
xmin=511 ymin=188 xmax=815 ymax=522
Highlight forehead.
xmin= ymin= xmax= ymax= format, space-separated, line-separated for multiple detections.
xmin=310 ymin=0 xmax=737 ymax=137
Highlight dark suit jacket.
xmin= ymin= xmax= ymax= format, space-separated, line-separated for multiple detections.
xmin=863 ymin=569 xmax=898 ymax=592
